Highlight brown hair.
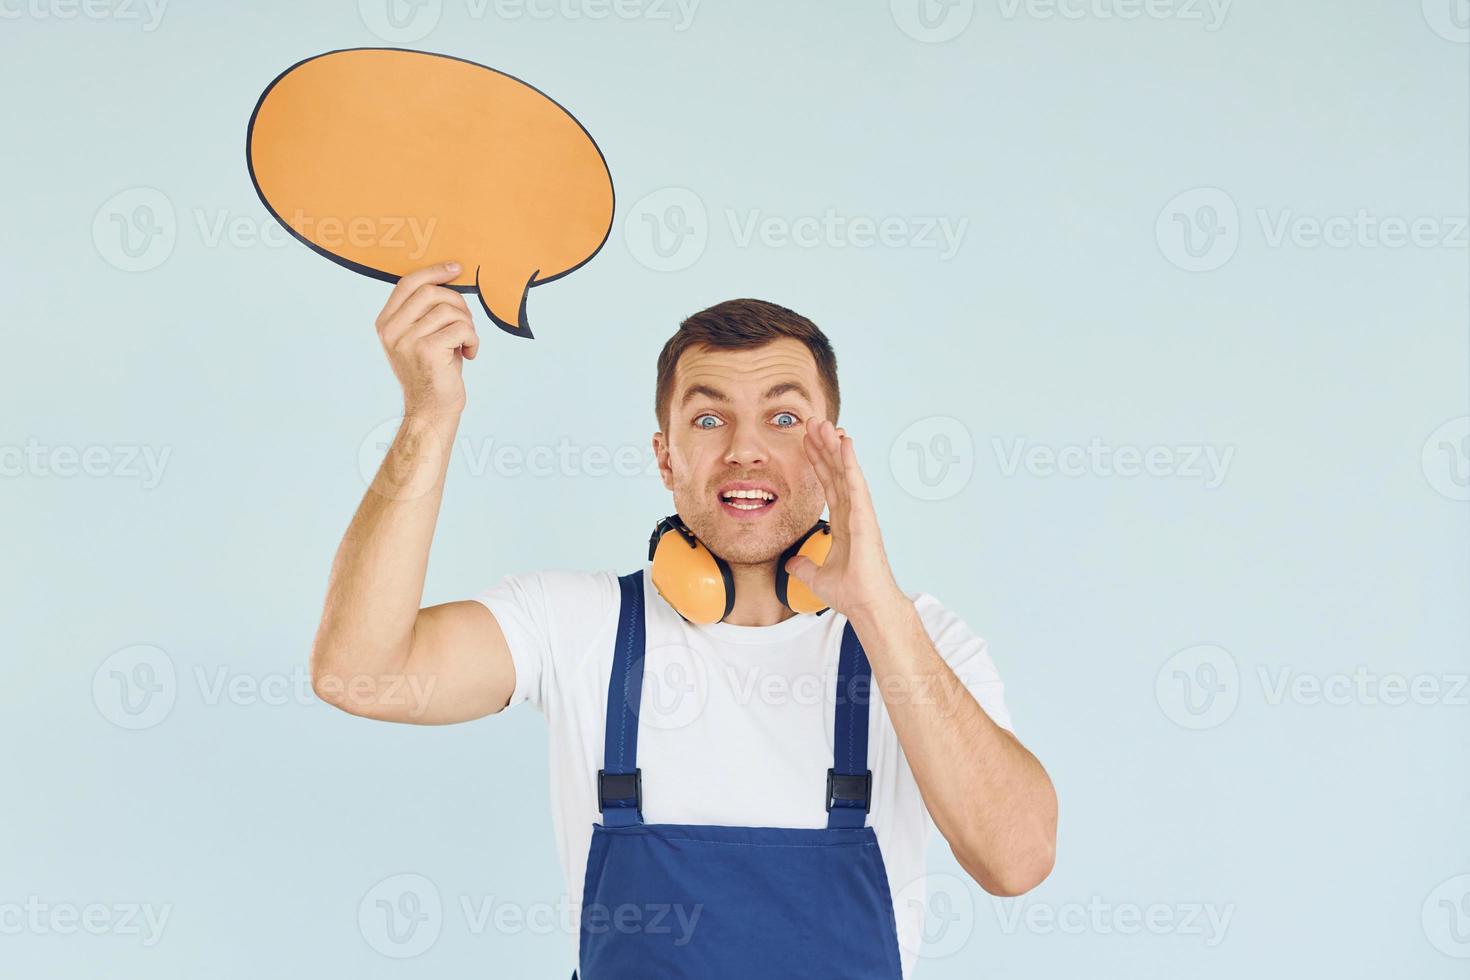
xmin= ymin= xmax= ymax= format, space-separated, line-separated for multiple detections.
xmin=655 ymin=299 xmax=840 ymax=432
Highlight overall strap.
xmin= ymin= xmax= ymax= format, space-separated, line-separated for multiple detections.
xmin=599 ymin=571 xmax=647 ymax=827
xmin=826 ymin=622 xmax=874 ymax=829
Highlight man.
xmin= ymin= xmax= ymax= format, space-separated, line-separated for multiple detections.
xmin=311 ymin=262 xmax=1057 ymax=978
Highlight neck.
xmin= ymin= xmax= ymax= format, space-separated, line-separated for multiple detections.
xmin=721 ymin=560 xmax=796 ymax=627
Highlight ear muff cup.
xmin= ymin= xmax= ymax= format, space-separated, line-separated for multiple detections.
xmin=775 ymin=521 xmax=833 ymax=615
xmin=647 ymin=515 xmax=831 ymax=623
xmin=648 ymin=516 xmax=734 ymax=625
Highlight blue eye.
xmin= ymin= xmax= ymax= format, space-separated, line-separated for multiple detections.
xmin=773 ymin=412 xmax=799 ymax=428
xmin=694 ymin=414 xmax=722 ymax=429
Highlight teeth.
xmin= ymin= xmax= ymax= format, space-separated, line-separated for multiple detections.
xmin=722 ymin=489 xmax=773 ymax=500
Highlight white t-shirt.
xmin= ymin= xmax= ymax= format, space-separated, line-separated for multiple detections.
xmin=473 ymin=567 xmax=1013 ymax=978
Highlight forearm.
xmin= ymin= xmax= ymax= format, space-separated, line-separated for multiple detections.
xmin=310 ymin=410 xmax=460 ymax=685
xmin=849 ymin=591 xmax=1057 ymax=896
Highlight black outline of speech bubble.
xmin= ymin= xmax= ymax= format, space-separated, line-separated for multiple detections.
xmin=245 ymin=47 xmax=616 ymax=341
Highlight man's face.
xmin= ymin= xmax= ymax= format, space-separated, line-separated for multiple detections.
xmin=653 ymin=338 xmax=829 ymax=566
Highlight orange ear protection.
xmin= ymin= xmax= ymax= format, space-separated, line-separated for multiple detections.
xmin=647 ymin=514 xmax=833 ymax=625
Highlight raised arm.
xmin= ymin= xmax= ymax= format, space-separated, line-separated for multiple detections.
xmin=309 ymin=262 xmax=515 ymax=725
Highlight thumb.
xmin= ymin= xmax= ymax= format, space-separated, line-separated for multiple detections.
xmin=784 ymin=554 xmax=820 ymax=588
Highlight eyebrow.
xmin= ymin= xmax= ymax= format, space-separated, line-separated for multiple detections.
xmin=680 ymin=381 xmax=813 ymax=409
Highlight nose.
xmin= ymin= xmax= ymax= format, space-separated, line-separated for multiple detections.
xmin=722 ymin=417 xmax=769 ymax=469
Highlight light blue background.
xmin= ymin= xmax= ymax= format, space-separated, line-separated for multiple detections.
xmin=2 ymin=1 xmax=1467 ymax=977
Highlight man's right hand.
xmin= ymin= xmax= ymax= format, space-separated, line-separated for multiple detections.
xmin=376 ymin=262 xmax=481 ymax=416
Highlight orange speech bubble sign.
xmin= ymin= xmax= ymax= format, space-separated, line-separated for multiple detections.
xmin=246 ymin=48 xmax=614 ymax=339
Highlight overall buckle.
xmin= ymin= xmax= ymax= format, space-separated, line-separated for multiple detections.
xmin=826 ymin=768 xmax=872 ymax=812
xmin=598 ymin=768 xmax=642 ymax=814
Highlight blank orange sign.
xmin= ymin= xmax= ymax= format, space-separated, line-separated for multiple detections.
xmin=247 ymin=48 xmax=614 ymax=339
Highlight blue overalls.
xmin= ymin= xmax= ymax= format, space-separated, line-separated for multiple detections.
xmin=571 ymin=570 xmax=905 ymax=979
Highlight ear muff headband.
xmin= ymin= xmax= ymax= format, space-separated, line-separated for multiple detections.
xmin=647 ymin=514 xmax=832 ymax=623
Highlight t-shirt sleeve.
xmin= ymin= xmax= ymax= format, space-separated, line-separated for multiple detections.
xmin=469 ymin=569 xmax=618 ymax=714
xmin=909 ymin=591 xmax=1016 ymax=736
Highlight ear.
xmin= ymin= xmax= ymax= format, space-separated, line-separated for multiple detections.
xmin=652 ymin=431 xmax=676 ymax=491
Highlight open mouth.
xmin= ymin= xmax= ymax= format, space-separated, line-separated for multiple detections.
xmin=718 ymin=484 xmax=778 ymax=517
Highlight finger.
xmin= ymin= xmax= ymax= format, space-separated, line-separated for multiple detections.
xmin=783 ymin=554 xmax=820 ymax=589
xmin=424 ymin=319 xmax=478 ymax=359
xmin=838 ymin=434 xmax=877 ymax=527
xmin=819 ymin=420 xmax=851 ymax=520
xmin=379 ymin=262 xmax=463 ymax=324
xmin=399 ymin=303 xmax=472 ymax=347
xmin=803 ymin=420 xmax=840 ymax=509
xmin=381 ymin=286 xmax=473 ymax=344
